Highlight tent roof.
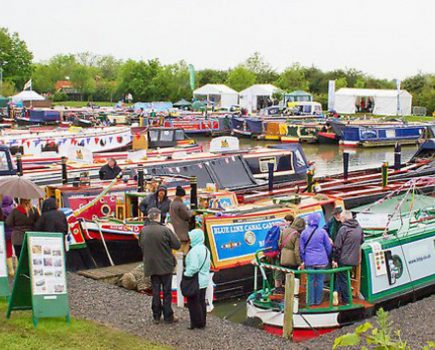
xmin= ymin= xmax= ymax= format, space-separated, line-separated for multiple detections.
xmin=335 ymin=88 xmax=411 ymax=98
xmin=11 ymin=90 xmax=45 ymax=103
xmin=286 ymin=90 xmax=312 ymax=96
xmin=193 ymin=84 xmax=238 ymax=95
xmin=239 ymin=84 xmax=281 ymax=95
xmin=173 ymin=99 xmax=191 ymax=106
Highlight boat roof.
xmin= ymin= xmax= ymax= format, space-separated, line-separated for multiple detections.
xmin=352 ymin=193 xmax=434 ymax=214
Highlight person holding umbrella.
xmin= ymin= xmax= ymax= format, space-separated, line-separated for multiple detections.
xmin=6 ymin=199 xmax=39 ymax=258
xmin=0 ymin=176 xmax=45 ymax=259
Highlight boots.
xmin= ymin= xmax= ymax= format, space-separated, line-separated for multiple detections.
xmin=6 ymin=257 xmax=14 ymax=278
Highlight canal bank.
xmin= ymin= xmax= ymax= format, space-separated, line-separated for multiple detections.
xmin=67 ymin=273 xmax=435 ymax=349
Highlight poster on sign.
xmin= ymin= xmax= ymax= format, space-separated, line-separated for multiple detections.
xmin=29 ymin=236 xmax=67 ymax=295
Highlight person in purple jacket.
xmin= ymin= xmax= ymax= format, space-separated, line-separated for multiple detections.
xmin=300 ymin=213 xmax=332 ymax=306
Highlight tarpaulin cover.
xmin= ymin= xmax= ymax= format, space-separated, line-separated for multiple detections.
xmin=133 ymin=102 xmax=173 ymax=112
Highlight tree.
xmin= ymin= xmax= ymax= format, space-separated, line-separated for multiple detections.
xmin=0 ymin=27 xmax=33 ymax=91
xmin=335 ymin=77 xmax=348 ymax=89
xmin=244 ymin=52 xmax=278 ymax=83
xmin=226 ymin=65 xmax=256 ymax=91
xmin=70 ymin=64 xmax=96 ymax=99
xmin=276 ymin=63 xmax=309 ymax=92
xmin=197 ymin=69 xmax=228 ymax=86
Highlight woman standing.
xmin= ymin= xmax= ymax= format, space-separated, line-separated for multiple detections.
xmin=280 ymin=217 xmax=306 ymax=270
xmin=184 ymin=228 xmax=211 ymax=329
xmin=0 ymin=196 xmax=15 ymax=276
xmin=6 ymin=198 xmax=39 ymax=258
xmin=300 ymin=213 xmax=332 ymax=306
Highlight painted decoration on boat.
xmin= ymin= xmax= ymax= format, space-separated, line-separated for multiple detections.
xmin=364 ymin=235 xmax=435 ymax=300
xmin=204 ymin=209 xmax=290 ymax=269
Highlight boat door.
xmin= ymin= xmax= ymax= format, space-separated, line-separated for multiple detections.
xmin=0 ymin=146 xmax=17 ymax=176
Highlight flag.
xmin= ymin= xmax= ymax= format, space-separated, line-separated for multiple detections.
xmin=23 ymin=79 xmax=32 ymax=91
xmin=188 ymin=64 xmax=195 ymax=91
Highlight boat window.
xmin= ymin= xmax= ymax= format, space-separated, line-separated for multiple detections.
xmin=259 ymin=157 xmax=277 ymax=173
xmin=160 ymin=130 xmax=174 ymax=142
xmin=294 ymin=149 xmax=307 ymax=168
xmin=0 ymin=151 xmax=10 ymax=171
xmin=149 ymin=130 xmax=159 ymax=142
xmin=175 ymin=130 xmax=185 ymax=141
xmin=41 ymin=143 xmax=59 ymax=153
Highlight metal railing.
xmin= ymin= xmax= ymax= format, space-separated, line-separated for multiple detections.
xmin=254 ymin=250 xmax=353 ymax=309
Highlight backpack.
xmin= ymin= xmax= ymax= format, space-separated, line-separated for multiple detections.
xmin=263 ymin=225 xmax=282 ymax=258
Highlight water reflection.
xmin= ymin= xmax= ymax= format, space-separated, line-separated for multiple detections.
xmin=196 ymin=136 xmax=418 ymax=177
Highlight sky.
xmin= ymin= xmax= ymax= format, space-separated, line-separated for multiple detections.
xmin=1 ymin=0 xmax=434 ymax=79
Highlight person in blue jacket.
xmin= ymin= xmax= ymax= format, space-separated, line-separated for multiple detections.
xmin=300 ymin=213 xmax=332 ymax=306
xmin=184 ymin=228 xmax=211 ymax=329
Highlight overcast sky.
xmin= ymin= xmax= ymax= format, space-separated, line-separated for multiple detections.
xmin=2 ymin=0 xmax=433 ymax=79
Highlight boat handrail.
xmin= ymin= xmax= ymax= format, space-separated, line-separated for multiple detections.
xmin=254 ymin=249 xmax=354 ymax=309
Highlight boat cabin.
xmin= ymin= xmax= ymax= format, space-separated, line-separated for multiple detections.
xmin=0 ymin=146 xmax=17 ymax=176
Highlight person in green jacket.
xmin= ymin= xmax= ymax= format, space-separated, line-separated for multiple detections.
xmin=184 ymin=228 xmax=211 ymax=329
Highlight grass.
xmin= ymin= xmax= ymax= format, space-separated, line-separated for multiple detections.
xmin=52 ymin=101 xmax=118 ymax=107
xmin=0 ymin=300 xmax=171 ymax=350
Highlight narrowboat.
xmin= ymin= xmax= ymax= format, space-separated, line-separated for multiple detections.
xmin=1 ymin=126 xmax=132 ymax=157
xmin=65 ymin=184 xmax=344 ymax=300
xmin=163 ymin=115 xmax=222 ymax=135
xmin=15 ymin=109 xmax=61 ymax=125
xmin=246 ymin=192 xmax=435 ymax=341
xmin=329 ymin=120 xmax=429 ymax=147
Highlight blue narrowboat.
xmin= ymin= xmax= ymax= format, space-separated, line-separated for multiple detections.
xmin=340 ymin=124 xmax=427 ymax=147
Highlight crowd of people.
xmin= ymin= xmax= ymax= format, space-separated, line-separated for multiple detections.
xmin=137 ymin=185 xmax=211 ymax=329
xmin=272 ymin=207 xmax=364 ymax=306
xmin=0 ymin=196 xmax=69 ymax=277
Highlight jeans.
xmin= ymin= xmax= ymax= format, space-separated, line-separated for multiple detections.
xmin=337 ymin=265 xmax=351 ymax=303
xmin=306 ymin=266 xmax=326 ymax=306
xmin=186 ymin=288 xmax=207 ymax=329
xmin=151 ymin=274 xmax=174 ymax=321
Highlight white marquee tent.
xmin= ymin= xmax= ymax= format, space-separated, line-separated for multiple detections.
xmin=333 ymin=88 xmax=412 ymax=116
xmin=11 ymin=90 xmax=45 ymax=103
xmin=239 ymin=84 xmax=281 ymax=112
xmin=193 ymin=84 xmax=238 ymax=108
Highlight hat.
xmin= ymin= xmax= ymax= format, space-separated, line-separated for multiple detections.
xmin=148 ymin=208 xmax=161 ymax=220
xmin=332 ymin=207 xmax=343 ymax=215
xmin=175 ymin=185 xmax=186 ymax=197
xmin=291 ymin=217 xmax=306 ymax=232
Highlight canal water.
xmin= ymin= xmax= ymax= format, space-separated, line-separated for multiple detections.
xmin=196 ymin=136 xmax=418 ymax=177
xmin=197 ymin=136 xmax=418 ymax=323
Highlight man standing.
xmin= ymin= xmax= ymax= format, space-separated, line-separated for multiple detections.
xmin=139 ymin=185 xmax=171 ymax=224
xmin=169 ymin=186 xmax=193 ymax=255
xmin=332 ymin=211 xmax=364 ymax=305
xmin=325 ymin=207 xmax=343 ymax=242
xmin=99 ymin=158 xmax=122 ymax=180
xmin=139 ymin=208 xmax=181 ymax=324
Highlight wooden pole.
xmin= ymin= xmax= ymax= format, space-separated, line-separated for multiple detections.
xmin=283 ymin=272 xmax=295 ymax=340
xmin=176 ymin=252 xmax=184 ymax=308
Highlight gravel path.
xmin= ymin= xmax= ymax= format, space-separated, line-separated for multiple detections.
xmin=68 ymin=273 xmax=434 ymax=350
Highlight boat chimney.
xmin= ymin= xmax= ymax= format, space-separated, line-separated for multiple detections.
xmin=137 ymin=164 xmax=144 ymax=192
xmin=61 ymin=156 xmax=68 ymax=185
xmin=394 ymin=143 xmax=401 ymax=170
xmin=16 ymin=154 xmax=23 ymax=176
xmin=306 ymin=169 xmax=314 ymax=193
xmin=343 ymin=152 xmax=349 ymax=181
xmin=190 ymin=176 xmax=198 ymax=210
xmin=268 ymin=162 xmax=274 ymax=192
xmin=381 ymin=161 xmax=389 ymax=187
